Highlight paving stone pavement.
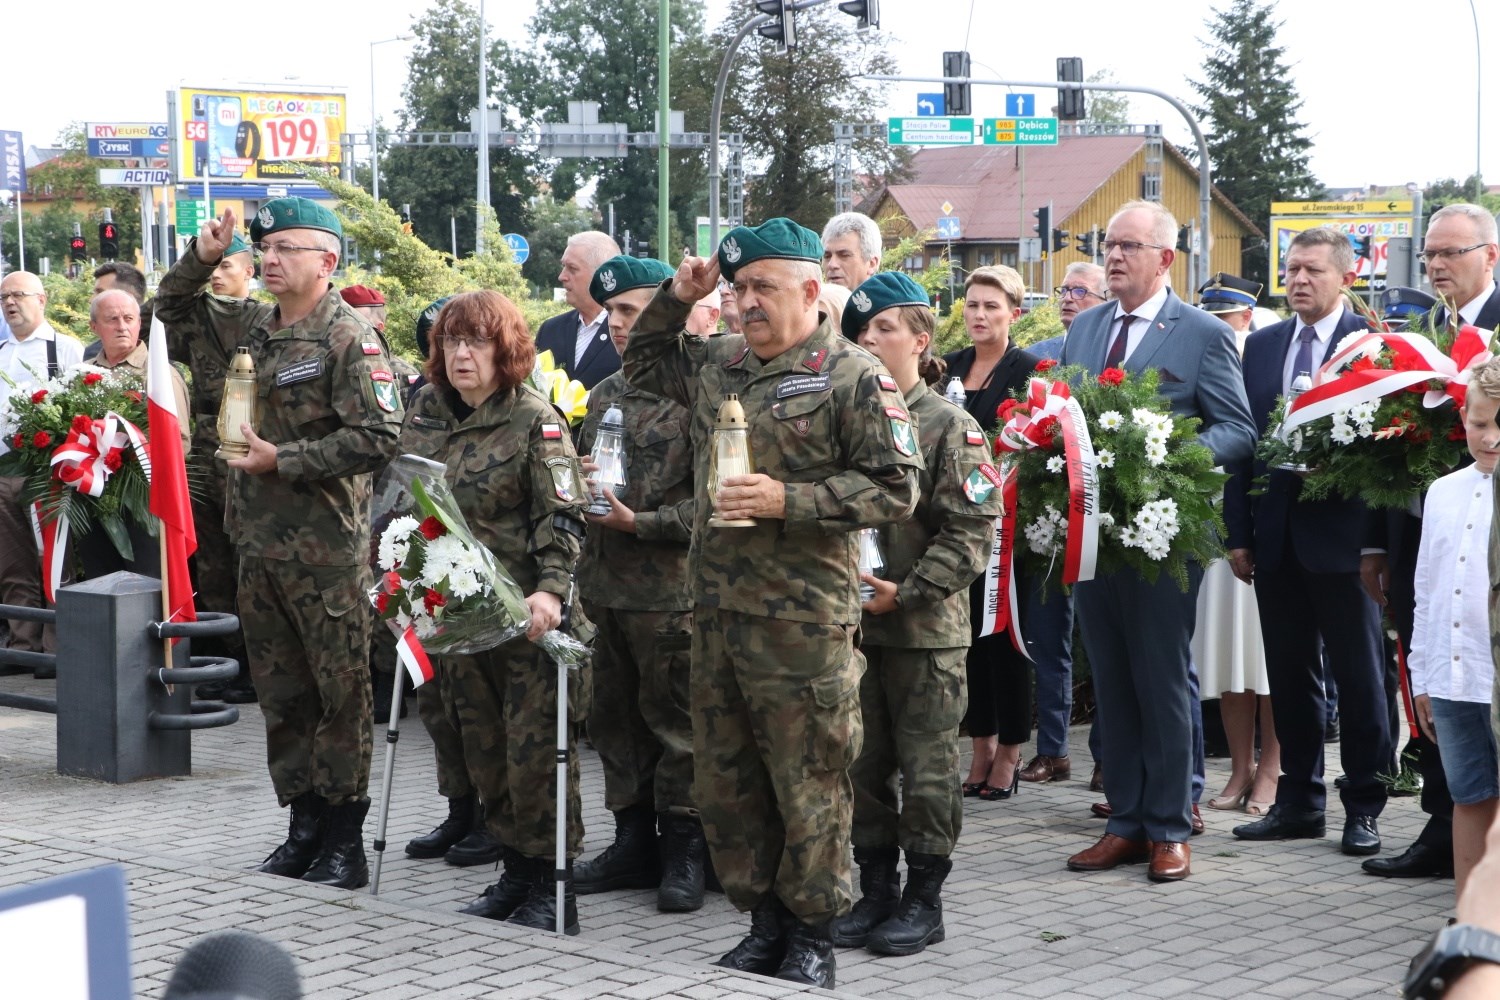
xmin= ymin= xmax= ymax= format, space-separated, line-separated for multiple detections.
xmin=0 ymin=670 xmax=1451 ymax=998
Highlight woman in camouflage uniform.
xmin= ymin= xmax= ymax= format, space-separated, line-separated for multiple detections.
xmin=830 ymin=273 xmax=1000 ymax=956
xmin=398 ymin=291 xmax=590 ymax=935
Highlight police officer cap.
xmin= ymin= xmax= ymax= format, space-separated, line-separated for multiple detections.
xmin=1382 ymin=286 xmax=1437 ymax=323
xmin=225 ymin=232 xmax=252 ymax=257
xmin=841 ymin=271 xmax=931 ymax=341
xmin=589 ymin=255 xmax=675 ymax=307
xmin=249 ymin=196 xmax=342 ymax=242
xmin=339 ymin=285 xmax=385 ymax=308
xmin=1197 ymin=272 xmax=1261 ymax=313
xmin=414 ymin=296 xmax=454 ymax=360
xmin=717 ymin=217 xmax=823 ymax=281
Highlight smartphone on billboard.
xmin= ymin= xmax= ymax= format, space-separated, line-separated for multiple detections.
xmin=191 ymin=95 xmax=208 ymax=179
xmin=207 ymin=95 xmax=243 ymax=178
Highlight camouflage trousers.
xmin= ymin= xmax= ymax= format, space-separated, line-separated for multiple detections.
xmin=189 ymin=462 xmax=247 ymax=671
xmin=237 ymin=555 xmax=373 ymax=807
xmin=693 ymin=607 xmax=863 ymax=926
xmin=441 ymin=643 xmax=584 ymax=859
xmin=850 ymin=645 xmax=967 ymax=856
xmin=588 ymin=607 xmax=695 ymax=815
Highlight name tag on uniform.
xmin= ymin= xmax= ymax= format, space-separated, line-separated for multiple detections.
xmin=410 ymin=414 xmax=448 ymax=430
xmin=775 ymin=374 xmax=831 ymax=398
xmin=275 ymin=358 xmax=323 ymax=387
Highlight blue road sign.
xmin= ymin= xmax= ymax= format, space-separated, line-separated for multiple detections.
xmin=937 ymin=216 xmax=961 ymax=240
xmin=916 ymin=93 xmax=945 ymax=117
xmin=1004 ymin=93 xmax=1036 ymax=117
xmin=502 ymin=232 xmax=530 ymax=264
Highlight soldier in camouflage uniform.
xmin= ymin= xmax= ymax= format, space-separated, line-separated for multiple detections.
xmin=154 ymin=199 xmax=403 ymax=891
xmin=623 ymin=218 xmax=922 ymax=989
xmin=399 ymin=289 xmax=590 ymax=935
xmin=829 ymin=272 xmax=999 ymax=956
xmin=572 ymin=256 xmax=704 ymax=910
xmin=162 ymin=231 xmax=260 ymax=704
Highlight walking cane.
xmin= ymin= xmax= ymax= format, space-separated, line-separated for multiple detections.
xmin=370 ymin=663 xmax=407 ymax=896
xmin=554 ymin=579 xmax=577 ymax=934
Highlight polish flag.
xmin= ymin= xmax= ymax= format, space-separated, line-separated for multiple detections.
xmin=147 ymin=313 xmax=197 ymax=631
xmin=395 ymin=627 xmax=434 ymax=688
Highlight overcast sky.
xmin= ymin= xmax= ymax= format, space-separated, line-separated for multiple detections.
xmin=6 ymin=0 xmax=1493 ymax=198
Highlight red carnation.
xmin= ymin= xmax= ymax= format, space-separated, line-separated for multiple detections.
xmin=1098 ymin=367 xmax=1126 ymax=387
xmin=82 ymin=372 xmax=104 ymax=386
xmin=423 ymin=588 xmax=447 ymax=614
xmin=997 ymin=398 xmax=1021 ymax=421
xmin=31 ymin=431 xmax=51 ymax=448
xmin=1035 ymin=358 xmax=1058 ymax=373
xmin=71 ymin=414 xmax=92 ymax=434
xmin=383 ymin=570 xmax=403 ymax=593
xmin=1349 ymin=356 xmax=1375 ymax=374
xmin=1034 ymin=415 xmax=1059 ymax=438
xmin=418 ymin=515 xmax=446 ymax=540
xmin=30 ymin=389 xmax=47 ymax=404
xmin=375 ymin=592 xmax=391 ymax=614
xmin=10 ymin=433 xmax=23 ymax=449
xmin=104 ymin=451 xmax=123 ymax=472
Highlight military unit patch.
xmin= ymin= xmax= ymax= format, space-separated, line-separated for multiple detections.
xmin=370 ymin=370 xmax=399 ymax=413
xmin=546 ymin=458 xmax=576 ymax=501
xmin=963 ymin=467 xmax=996 ymax=504
xmin=803 ymin=348 xmax=828 ymax=373
xmin=886 ymin=406 xmax=916 ymax=457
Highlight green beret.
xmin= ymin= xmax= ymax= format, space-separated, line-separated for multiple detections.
xmin=717 ymin=217 xmax=822 ymax=281
xmin=225 ymin=232 xmax=251 ymax=257
xmin=590 ymin=255 xmax=675 ymax=307
xmin=249 ymin=196 xmax=342 ymax=242
xmin=841 ymin=271 xmax=931 ymax=340
xmin=414 ymin=296 xmax=453 ymax=359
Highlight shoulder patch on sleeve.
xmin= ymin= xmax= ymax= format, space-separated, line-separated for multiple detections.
xmin=370 ymin=370 xmax=399 ymax=412
xmin=877 ymin=373 xmax=898 ymax=392
xmin=966 ymin=429 xmax=985 ymax=447
xmin=362 ymin=341 xmax=382 ymax=355
xmin=541 ymin=423 xmax=563 ymax=440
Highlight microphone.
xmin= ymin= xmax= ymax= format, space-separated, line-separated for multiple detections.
xmin=163 ymin=930 xmax=302 ymax=1000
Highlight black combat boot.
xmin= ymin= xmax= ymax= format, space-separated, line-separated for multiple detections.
xmin=459 ymin=847 xmax=533 ymax=920
xmin=302 ymin=797 xmax=371 ymax=889
xmin=507 ymin=858 xmax=580 ymax=935
xmin=445 ymin=801 xmax=502 ymax=867
xmin=573 ymin=802 xmax=660 ymax=894
xmin=775 ymin=918 xmax=837 ymax=989
xmin=865 ymin=852 xmax=953 ymax=956
xmin=829 ymin=846 xmax=901 ymax=947
xmin=405 ymin=794 xmax=476 ymax=859
xmin=714 ymin=897 xmax=791 ymax=975
xmin=253 ymin=792 xmax=327 ymax=878
xmin=657 ymin=814 xmax=707 ymax=913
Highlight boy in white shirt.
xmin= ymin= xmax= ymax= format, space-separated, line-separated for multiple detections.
xmin=1412 ymin=358 xmax=1500 ymax=902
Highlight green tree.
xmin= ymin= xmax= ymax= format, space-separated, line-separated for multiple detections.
xmin=1085 ymin=70 xmax=1132 ymax=126
xmin=1422 ymin=176 xmax=1500 ymax=222
xmin=1186 ymin=0 xmax=1322 ymax=290
xmin=522 ymin=196 xmax=597 ymax=295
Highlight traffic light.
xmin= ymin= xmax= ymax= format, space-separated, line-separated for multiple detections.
xmin=99 ymin=222 xmax=119 ymax=259
xmin=1056 ymin=57 xmax=1085 ymax=121
xmin=755 ymin=1 xmax=796 ymax=50
xmin=400 ymin=203 xmax=413 ymax=236
xmin=943 ymin=51 xmax=971 ymax=117
xmin=1075 ymin=230 xmax=1095 ymax=257
xmin=1032 ymin=204 xmax=1051 ymax=241
xmin=1176 ymin=225 xmax=1192 ymax=252
xmin=837 ymin=0 xmax=879 ymax=29
xmin=69 ymin=235 xmax=87 ymax=263
xmin=1051 ymin=228 xmax=1070 ymax=253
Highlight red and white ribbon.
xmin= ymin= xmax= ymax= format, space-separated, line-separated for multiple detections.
xmin=27 ymin=500 xmax=68 ymax=603
xmin=395 ymin=626 xmax=434 ymax=688
xmin=48 ymin=410 xmax=151 ymax=496
xmin=978 ymin=466 xmax=1029 ymax=656
xmin=1056 ymin=396 xmax=1099 ymax=584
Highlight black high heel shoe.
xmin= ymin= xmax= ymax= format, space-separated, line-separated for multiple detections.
xmin=976 ymin=765 xmax=1020 ymax=801
xmin=962 ymin=780 xmax=989 ymax=798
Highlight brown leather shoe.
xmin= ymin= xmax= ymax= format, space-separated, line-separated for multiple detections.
xmin=1148 ymin=841 xmax=1191 ymax=882
xmin=1090 ymin=801 xmax=1112 ymax=819
xmin=1088 ymin=764 xmax=1104 ymax=792
xmin=1018 ymin=754 xmax=1071 ymax=783
xmin=1191 ymin=804 xmax=1204 ymax=836
xmin=1067 ymin=833 xmax=1150 ymax=872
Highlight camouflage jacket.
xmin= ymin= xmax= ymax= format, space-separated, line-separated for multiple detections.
xmin=575 ymin=370 xmax=694 ymax=612
xmin=623 ymin=286 xmax=922 ymax=624
xmin=400 ymin=382 xmax=587 ymax=600
xmin=861 ymin=380 xmax=1000 ymax=648
xmin=153 ymin=244 xmax=402 ymax=565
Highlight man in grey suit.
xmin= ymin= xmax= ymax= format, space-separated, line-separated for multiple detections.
xmin=1060 ymin=200 xmax=1257 ymax=882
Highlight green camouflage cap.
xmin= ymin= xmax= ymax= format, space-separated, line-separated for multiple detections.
xmin=225 ymin=232 xmax=252 ymax=256
xmin=717 ymin=217 xmax=823 ymax=281
xmin=249 ymin=196 xmax=342 ymax=241
xmin=841 ymin=271 xmax=930 ymax=340
xmin=590 ymin=255 xmax=675 ymax=306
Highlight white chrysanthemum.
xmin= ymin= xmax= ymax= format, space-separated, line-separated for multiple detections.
xmin=420 ymin=534 xmax=470 ymax=587
xmin=1098 ymin=511 xmax=1116 ymax=530
xmin=1047 ymin=455 xmax=1066 ymax=473
xmin=1096 ymin=448 xmax=1115 ymax=468
xmin=1330 ymin=418 xmax=1357 ymax=445
xmin=412 ymin=610 xmax=439 ymax=639
xmin=1118 ymin=526 xmax=1139 ymax=547
xmin=378 ymin=517 xmax=420 ymax=569
xmin=1131 ymin=407 xmax=1158 ymax=427
xmin=1137 ymin=508 xmax=1160 ymax=529
xmin=1145 ymin=444 xmax=1168 ymax=467
xmin=1098 ymin=411 xmax=1124 ymax=431
xmin=447 ymin=568 xmax=484 ymax=601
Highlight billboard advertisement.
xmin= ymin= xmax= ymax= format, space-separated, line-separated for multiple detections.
xmin=1268 ymin=201 xmax=1415 ymax=297
xmin=176 ymin=88 xmax=346 ymax=182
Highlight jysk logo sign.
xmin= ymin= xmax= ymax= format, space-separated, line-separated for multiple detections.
xmin=0 ymin=131 xmax=25 ymax=194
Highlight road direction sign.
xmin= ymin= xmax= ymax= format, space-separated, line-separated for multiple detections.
xmin=982 ymin=117 xmax=1059 ymax=146
xmin=937 ymin=216 xmax=961 ymax=240
xmin=1004 ymin=93 xmax=1035 ymax=117
xmin=176 ymin=199 xmax=208 ymax=234
xmin=1271 ymin=200 xmax=1412 ymax=216
xmin=887 ymin=117 xmax=975 ymax=145
xmin=97 ymin=168 xmax=172 ymax=186
xmin=502 ymin=232 xmax=530 ymax=264
xmin=916 ymin=93 xmax=945 ymax=117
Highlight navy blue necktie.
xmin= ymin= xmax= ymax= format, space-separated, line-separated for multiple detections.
xmin=1291 ymin=326 xmax=1316 ymax=386
xmin=1105 ymin=315 xmax=1133 ymax=369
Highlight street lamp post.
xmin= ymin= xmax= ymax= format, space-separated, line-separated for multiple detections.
xmin=370 ymin=34 xmax=413 ymax=205
xmin=1469 ymin=0 xmax=1482 ymax=199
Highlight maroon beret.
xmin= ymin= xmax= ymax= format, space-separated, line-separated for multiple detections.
xmin=339 ymin=285 xmax=385 ymax=307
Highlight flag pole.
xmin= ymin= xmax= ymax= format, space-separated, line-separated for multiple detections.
xmin=159 ymin=522 xmax=174 ymax=689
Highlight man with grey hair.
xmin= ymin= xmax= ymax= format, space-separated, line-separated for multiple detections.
xmin=537 ymin=230 xmax=622 ymax=389
xmin=820 ymin=212 xmax=882 ymax=291
xmin=0 ymin=271 xmax=84 ymax=665
xmin=685 ymin=284 xmax=722 ymax=336
xmin=1030 ymin=261 xmax=1108 ymax=362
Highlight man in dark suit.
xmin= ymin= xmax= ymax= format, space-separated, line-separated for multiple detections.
xmin=1362 ymin=203 xmax=1500 ymax=879
xmin=535 ymin=230 xmax=623 ymax=389
xmin=1060 ymin=200 xmax=1256 ymax=883
xmin=1225 ymin=225 xmax=1391 ymax=859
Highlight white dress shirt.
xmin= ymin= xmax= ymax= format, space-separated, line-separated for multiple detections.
xmin=1109 ymin=284 xmax=1170 ymax=364
xmin=1281 ymin=306 xmax=1343 ymax=395
xmin=573 ymin=309 xmax=609 ymax=368
xmin=1410 ymin=464 xmax=1494 ymax=702
xmin=0 ymin=321 xmax=85 ymax=390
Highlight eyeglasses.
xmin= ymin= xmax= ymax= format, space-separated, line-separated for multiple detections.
xmin=437 ymin=333 xmax=495 ymax=350
xmin=251 ymin=241 xmax=330 ymax=259
xmin=0 ymin=291 xmax=40 ymax=302
xmin=1415 ymin=242 xmax=1494 ymax=264
xmin=1054 ymin=285 xmax=1103 ymax=300
xmin=1102 ymin=240 xmax=1167 ymax=258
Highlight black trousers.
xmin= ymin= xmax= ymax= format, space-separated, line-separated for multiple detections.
xmin=963 ymin=575 xmax=1031 ymax=744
